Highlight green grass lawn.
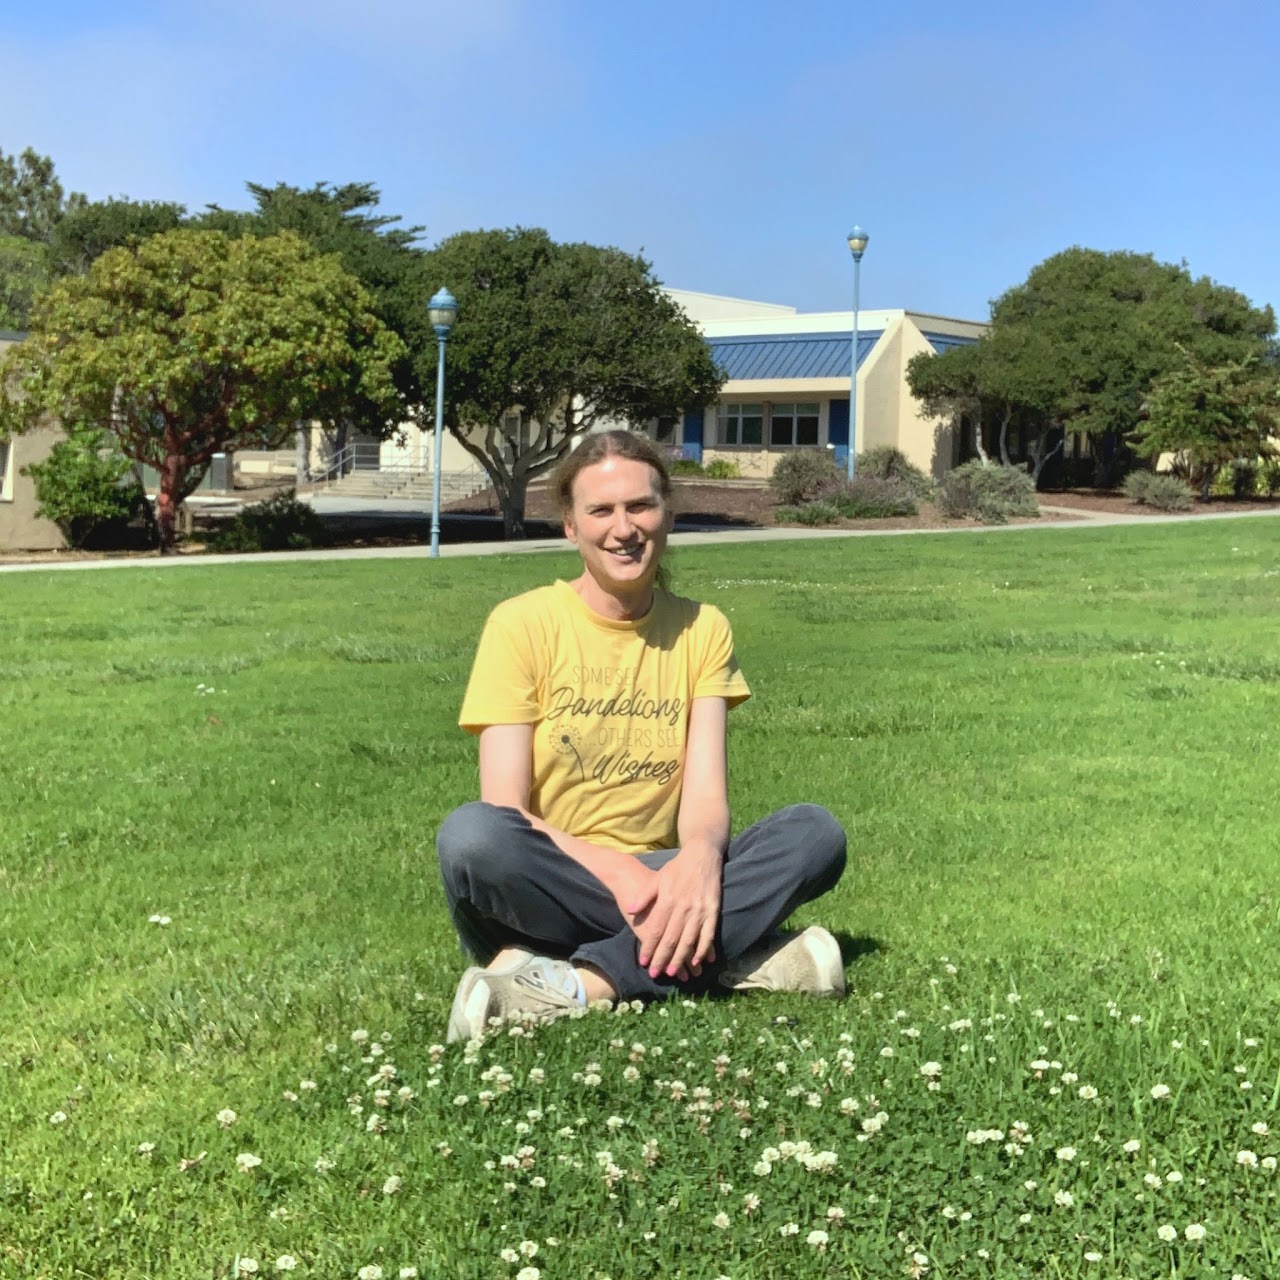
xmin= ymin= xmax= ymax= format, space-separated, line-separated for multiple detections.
xmin=3 ymin=521 xmax=1279 ymax=1280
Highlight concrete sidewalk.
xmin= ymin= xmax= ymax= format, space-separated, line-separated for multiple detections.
xmin=1 ymin=504 xmax=1277 ymax=575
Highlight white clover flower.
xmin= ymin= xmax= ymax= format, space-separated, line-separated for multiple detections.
xmin=382 ymin=1175 xmax=402 ymax=1195
xmin=1150 ymin=1084 xmax=1171 ymax=1099
xmin=879 ymin=1047 xmax=894 ymax=1058
xmin=1262 ymin=1157 xmax=1277 ymax=1171
xmin=806 ymin=1230 xmax=829 ymax=1247
xmin=1184 ymin=1223 xmax=1206 ymax=1242
xmin=779 ymin=1222 xmax=799 ymax=1237
xmin=1054 ymin=1190 xmax=1074 ymax=1207
xmin=712 ymin=1212 xmax=730 ymax=1229
xmin=1237 ymin=1150 xmax=1259 ymax=1167
xmin=1165 ymin=1170 xmax=1183 ymax=1183
xmin=500 ymin=1249 xmax=519 ymax=1264
xmin=238 ymin=1261 xmax=258 ymax=1275
xmin=136 ymin=1142 xmax=155 ymax=1156
xmin=1157 ymin=1225 xmax=1177 ymax=1242
xmin=314 ymin=1156 xmax=335 ymax=1172
xmin=274 ymin=1259 xmax=297 ymax=1273
xmin=399 ymin=1270 xmax=418 ymax=1279
xmin=919 ymin=1062 xmax=942 ymax=1078
xmin=1056 ymin=1146 xmax=1077 ymax=1162
xmin=235 ymin=1153 xmax=262 ymax=1173
xmin=351 ymin=1030 xmax=369 ymax=1044
xmin=1251 ymin=1121 xmax=1269 ymax=1135
xmin=1145 ymin=1173 xmax=1163 ymax=1189
xmin=217 ymin=1109 xmax=238 ymax=1128
xmin=827 ymin=1206 xmax=845 ymax=1221
xmin=1078 ymin=1085 xmax=1098 ymax=1100
xmin=357 ymin=1268 xmax=383 ymax=1280
xmin=148 ymin=914 xmax=172 ymax=925
xmin=742 ymin=1192 xmax=760 ymax=1212
xmin=1084 ymin=1252 xmax=1102 ymax=1263
xmin=518 ymin=1242 xmax=538 ymax=1259
xmin=1123 ymin=1139 xmax=1141 ymax=1153
xmin=515 ymin=1269 xmax=540 ymax=1280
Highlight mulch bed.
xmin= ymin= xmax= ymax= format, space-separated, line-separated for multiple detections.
xmin=1041 ymin=489 xmax=1280 ymax=518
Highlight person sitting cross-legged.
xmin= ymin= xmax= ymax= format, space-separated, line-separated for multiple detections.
xmin=437 ymin=430 xmax=847 ymax=1042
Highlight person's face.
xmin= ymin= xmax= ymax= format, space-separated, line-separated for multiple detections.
xmin=563 ymin=455 xmax=673 ymax=598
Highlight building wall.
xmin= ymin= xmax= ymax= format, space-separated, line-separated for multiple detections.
xmin=0 ymin=422 xmax=67 ymax=550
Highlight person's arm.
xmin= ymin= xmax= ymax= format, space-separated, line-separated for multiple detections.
xmin=628 ymin=696 xmax=731 ymax=980
xmin=478 ymin=723 xmax=657 ymax=918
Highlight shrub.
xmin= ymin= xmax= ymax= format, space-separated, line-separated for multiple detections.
xmin=702 ymin=459 xmax=741 ymax=480
xmin=775 ymin=501 xmax=842 ymax=526
xmin=854 ymin=446 xmax=934 ymax=499
xmin=1260 ymin=458 xmax=1280 ymax=499
xmin=819 ymin=475 xmax=918 ymax=518
xmin=769 ymin=449 xmax=842 ymax=506
xmin=1142 ymin=474 xmax=1194 ymax=511
xmin=209 ymin=489 xmax=329 ymax=552
xmin=23 ymin=427 xmax=145 ymax=548
xmin=1121 ymin=470 xmax=1155 ymax=504
xmin=937 ymin=461 xmax=1039 ymax=524
xmin=669 ymin=459 xmax=705 ymax=476
xmin=1231 ymin=459 xmax=1259 ymax=500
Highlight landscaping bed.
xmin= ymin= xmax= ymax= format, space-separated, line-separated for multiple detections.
xmin=1042 ymin=487 xmax=1280 ymax=517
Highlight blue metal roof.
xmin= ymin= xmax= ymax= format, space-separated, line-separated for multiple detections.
xmin=707 ymin=330 xmax=883 ymax=380
xmin=922 ymin=331 xmax=978 ymax=356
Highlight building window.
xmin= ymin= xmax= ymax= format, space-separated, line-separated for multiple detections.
xmin=716 ymin=403 xmax=764 ymax=446
xmin=652 ymin=416 xmax=679 ymax=445
xmin=770 ymin=402 xmax=820 ymax=447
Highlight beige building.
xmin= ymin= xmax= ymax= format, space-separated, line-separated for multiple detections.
xmin=0 ymin=332 xmax=65 ymax=551
xmin=663 ymin=290 xmax=986 ymax=480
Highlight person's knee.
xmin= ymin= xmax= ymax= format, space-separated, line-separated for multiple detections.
xmin=787 ymin=803 xmax=847 ymax=892
xmin=436 ymin=801 xmax=522 ymax=894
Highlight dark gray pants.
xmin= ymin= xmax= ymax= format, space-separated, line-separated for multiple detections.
xmin=436 ymin=802 xmax=846 ymax=1000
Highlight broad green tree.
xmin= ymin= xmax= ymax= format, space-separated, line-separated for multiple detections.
xmin=1131 ymin=352 xmax=1279 ymax=499
xmin=418 ymin=228 xmax=724 ymax=537
xmin=196 ymin=182 xmax=428 ymax=453
xmin=0 ymin=236 xmax=49 ymax=330
xmin=0 ymin=229 xmax=405 ymax=550
xmin=908 ymin=248 xmax=1276 ymax=487
xmin=48 ymin=197 xmax=186 ymax=276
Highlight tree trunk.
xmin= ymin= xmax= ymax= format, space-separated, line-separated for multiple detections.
xmin=998 ymin=407 xmax=1013 ymax=467
xmin=502 ymin=471 xmax=530 ymax=540
xmin=156 ymin=449 xmax=184 ymax=553
xmin=972 ymin=420 xmax=990 ymax=466
xmin=1028 ymin=427 xmax=1064 ymax=488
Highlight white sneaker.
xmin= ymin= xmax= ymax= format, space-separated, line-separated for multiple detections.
xmin=446 ymin=949 xmax=583 ymax=1042
xmin=718 ymin=926 xmax=845 ymax=998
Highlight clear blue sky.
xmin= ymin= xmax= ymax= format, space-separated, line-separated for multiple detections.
xmin=4 ymin=0 xmax=1277 ymax=323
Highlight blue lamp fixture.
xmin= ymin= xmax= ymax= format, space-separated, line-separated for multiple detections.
xmin=846 ymin=226 xmax=869 ymax=480
xmin=427 ymin=287 xmax=458 ymax=558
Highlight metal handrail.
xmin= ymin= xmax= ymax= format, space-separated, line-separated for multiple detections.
xmin=308 ymin=442 xmax=487 ymax=499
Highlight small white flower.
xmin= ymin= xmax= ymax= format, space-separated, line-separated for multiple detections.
xmin=1078 ymin=1085 xmax=1098 ymax=1100
xmin=806 ymin=1229 xmax=829 ymax=1247
xmin=779 ymin=1222 xmax=799 ymax=1237
xmin=398 ymin=1270 xmax=418 ymax=1279
xmin=136 ymin=1141 xmax=155 ymax=1156
xmin=1084 ymin=1251 xmax=1102 ymax=1263
xmin=235 ymin=1153 xmax=262 ymax=1173
xmin=314 ymin=1157 xmax=335 ymax=1172
xmin=712 ymin=1212 xmax=730 ymax=1229
xmin=1184 ymin=1223 xmax=1206 ymax=1242
xmin=1157 ymin=1224 xmax=1177 ymax=1242
xmin=148 ymin=914 xmax=172 ymax=925
xmin=274 ymin=1259 xmax=297 ymax=1273
xmin=1251 ymin=1121 xmax=1269 ymax=1135
xmin=920 ymin=1062 xmax=942 ymax=1078
xmin=216 ymin=1109 xmax=238 ymax=1128
xmin=518 ymin=1242 xmax=538 ymax=1259
xmin=1056 ymin=1146 xmax=1077 ymax=1162
xmin=1122 ymin=1139 xmax=1141 ymax=1153
xmin=500 ymin=1250 xmax=519 ymax=1264
xmin=515 ymin=1269 xmax=540 ymax=1280
xmin=1150 ymin=1083 xmax=1171 ymax=1099
xmin=382 ymin=1175 xmax=402 ymax=1195
xmin=1165 ymin=1170 xmax=1183 ymax=1183
xmin=1054 ymin=1190 xmax=1074 ymax=1207
xmin=351 ymin=1029 xmax=370 ymax=1044
xmin=357 ymin=1268 xmax=383 ymax=1280
xmin=238 ymin=1261 xmax=259 ymax=1276
xmin=1237 ymin=1150 xmax=1258 ymax=1167
xmin=1263 ymin=1157 xmax=1278 ymax=1171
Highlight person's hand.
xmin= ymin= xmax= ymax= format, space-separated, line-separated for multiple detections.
xmin=628 ymin=840 xmax=723 ymax=981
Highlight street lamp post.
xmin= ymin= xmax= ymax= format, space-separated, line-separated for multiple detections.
xmin=846 ymin=226 xmax=869 ymax=480
xmin=427 ymin=287 xmax=458 ymax=558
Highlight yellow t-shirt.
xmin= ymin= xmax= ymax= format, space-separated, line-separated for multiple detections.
xmin=459 ymin=580 xmax=751 ymax=853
